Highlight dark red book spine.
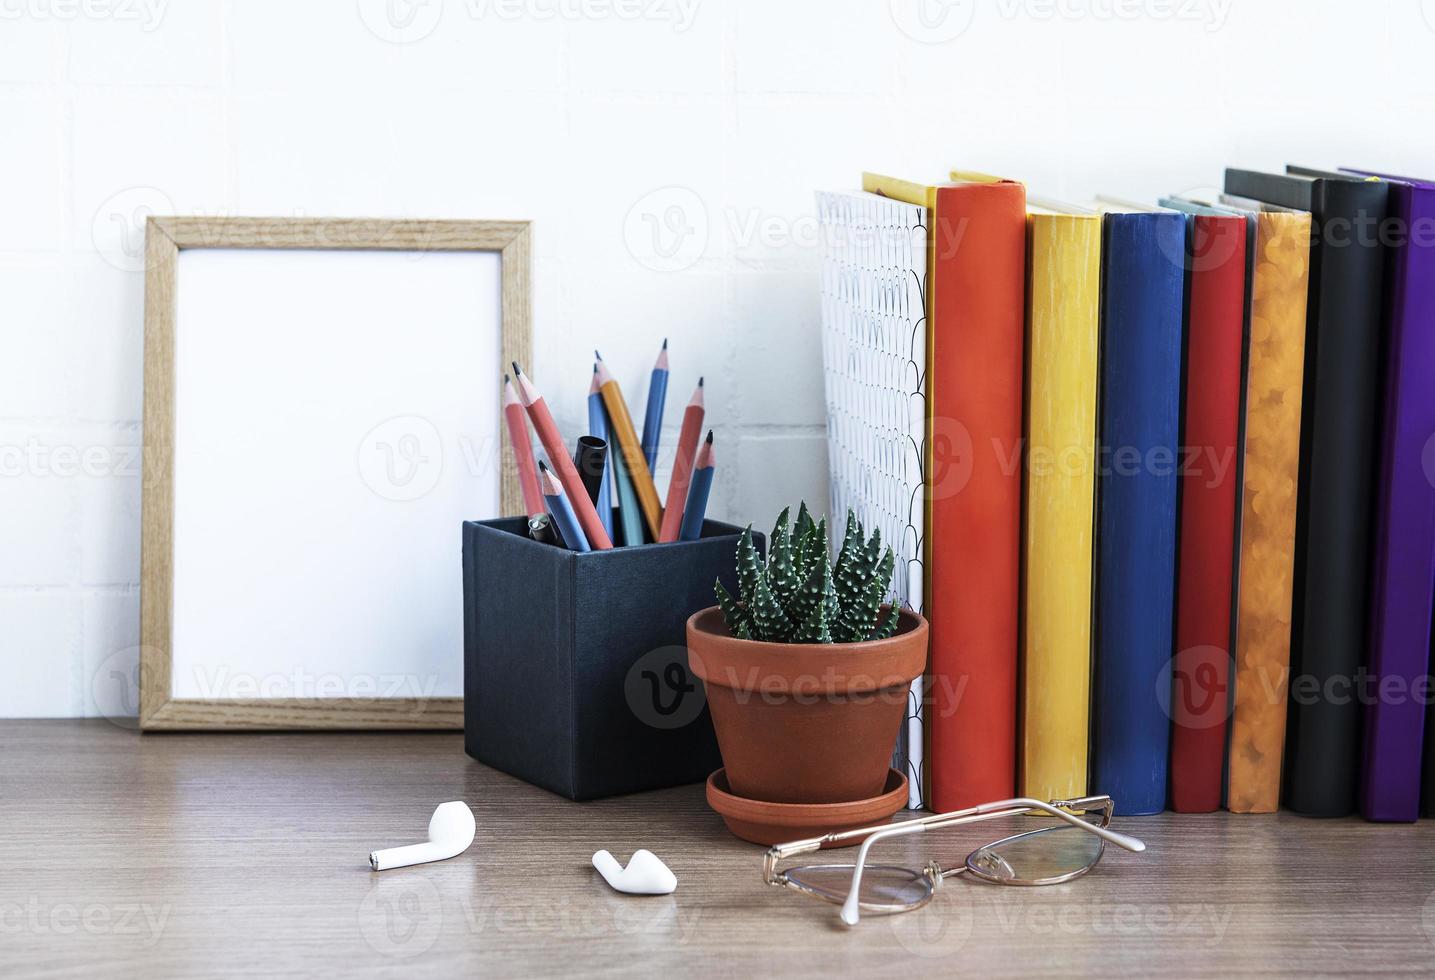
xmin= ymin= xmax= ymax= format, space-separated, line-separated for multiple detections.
xmin=1170 ymin=213 xmax=1248 ymax=813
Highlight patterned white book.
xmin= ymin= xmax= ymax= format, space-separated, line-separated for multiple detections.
xmin=817 ymin=189 xmax=928 ymax=809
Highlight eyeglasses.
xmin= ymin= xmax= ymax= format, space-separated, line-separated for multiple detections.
xmin=763 ymin=795 xmax=1146 ymax=926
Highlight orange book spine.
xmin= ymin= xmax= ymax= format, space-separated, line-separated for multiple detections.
xmin=1226 ymin=211 xmax=1310 ymax=812
xmin=926 ymin=181 xmax=1026 ymax=811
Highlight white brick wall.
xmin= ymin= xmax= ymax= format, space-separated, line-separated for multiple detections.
xmin=4 ymin=0 xmax=1435 ymax=716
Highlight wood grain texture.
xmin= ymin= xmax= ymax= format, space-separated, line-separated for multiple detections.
xmin=139 ymin=217 xmax=531 ymax=731
xmin=499 ymin=223 xmax=533 ymax=519
xmin=154 ymin=216 xmax=530 ymax=252
xmin=4 ymin=719 xmax=1434 ymax=979
xmin=139 ymin=220 xmax=179 ymax=730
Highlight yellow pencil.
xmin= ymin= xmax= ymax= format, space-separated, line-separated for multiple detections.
xmin=594 ymin=352 xmax=662 ymax=540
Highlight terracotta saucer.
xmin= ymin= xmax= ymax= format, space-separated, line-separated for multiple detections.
xmin=705 ymin=767 xmax=909 ymax=847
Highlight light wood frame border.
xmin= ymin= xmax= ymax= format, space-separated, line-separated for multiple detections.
xmin=139 ymin=217 xmax=531 ymax=731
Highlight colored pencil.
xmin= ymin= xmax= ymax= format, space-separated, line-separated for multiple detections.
xmin=609 ymin=421 xmax=647 ymax=546
xmin=678 ymin=431 xmax=714 ymax=541
xmin=658 ymin=377 xmax=705 ymax=543
xmin=539 ymin=460 xmax=590 ymax=553
xmin=586 ymin=367 xmax=615 ymax=539
xmin=641 ymin=339 xmax=669 ymax=470
xmin=594 ymin=352 xmax=662 ymax=540
xmin=511 ymin=363 xmax=614 ymax=550
xmin=503 ymin=374 xmax=545 ymax=517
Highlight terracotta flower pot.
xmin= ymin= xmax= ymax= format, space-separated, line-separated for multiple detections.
xmin=686 ymin=605 xmax=928 ymax=806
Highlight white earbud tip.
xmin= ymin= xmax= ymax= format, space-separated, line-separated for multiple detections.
xmin=592 ymin=848 xmax=677 ymax=895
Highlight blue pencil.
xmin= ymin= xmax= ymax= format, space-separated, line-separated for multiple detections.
xmin=640 ymin=339 xmax=669 ymax=470
xmin=587 ymin=367 xmax=615 ymax=539
xmin=539 ymin=460 xmax=590 ymax=552
xmin=678 ymin=430 xmax=714 ymax=541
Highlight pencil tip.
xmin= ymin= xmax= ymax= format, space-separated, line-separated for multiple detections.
xmin=662 ymin=337 xmax=668 ymax=350
xmin=698 ymin=376 xmax=704 ymax=387
xmin=594 ymin=349 xmax=602 ymax=361
xmin=511 ymin=361 xmax=522 ymax=376
xmin=593 ymin=363 xmax=598 ymax=373
xmin=503 ymin=372 xmax=510 ymax=383
xmin=538 ymin=459 xmax=548 ymax=472
xmin=705 ymin=430 xmax=714 ymax=444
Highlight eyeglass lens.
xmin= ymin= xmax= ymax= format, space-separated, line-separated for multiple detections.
xmin=784 ymin=864 xmax=933 ymax=910
xmin=966 ymin=814 xmax=1105 ymax=883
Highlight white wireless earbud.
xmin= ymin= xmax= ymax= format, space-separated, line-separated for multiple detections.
xmin=369 ymin=802 xmax=475 ymax=871
xmin=591 ymin=849 xmax=677 ymax=895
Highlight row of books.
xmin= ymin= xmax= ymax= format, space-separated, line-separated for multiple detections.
xmin=817 ymin=166 xmax=1435 ymax=820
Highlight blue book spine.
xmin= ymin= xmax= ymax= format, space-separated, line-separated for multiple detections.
xmin=1092 ymin=211 xmax=1187 ymax=815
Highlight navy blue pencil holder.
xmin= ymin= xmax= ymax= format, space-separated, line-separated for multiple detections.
xmin=462 ymin=517 xmax=763 ymax=801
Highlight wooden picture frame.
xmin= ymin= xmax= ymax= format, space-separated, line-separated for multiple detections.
xmin=139 ymin=217 xmax=531 ymax=730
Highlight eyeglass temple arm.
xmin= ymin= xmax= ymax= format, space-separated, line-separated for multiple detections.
xmin=768 ymin=795 xmax=1144 ymax=868
xmin=937 ymin=797 xmax=1146 ymax=853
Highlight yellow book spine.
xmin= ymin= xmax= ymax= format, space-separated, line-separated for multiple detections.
xmin=1226 ymin=211 xmax=1311 ymax=813
xmin=1020 ymin=212 xmax=1102 ymax=802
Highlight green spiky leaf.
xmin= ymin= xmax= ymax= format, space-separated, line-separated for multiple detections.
xmin=848 ymin=546 xmax=897 ymax=640
xmin=736 ymin=526 xmax=763 ymax=601
xmin=784 ymin=538 xmax=831 ymax=634
xmin=791 ymin=591 xmax=833 ymax=643
xmin=714 ymin=578 xmax=748 ymax=636
xmin=870 ymin=602 xmax=900 ymax=640
xmin=766 ymin=507 xmax=800 ymax=609
xmin=749 ymin=569 xmax=791 ymax=641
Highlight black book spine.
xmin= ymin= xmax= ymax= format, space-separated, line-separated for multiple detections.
xmin=1283 ymin=178 xmax=1388 ymax=816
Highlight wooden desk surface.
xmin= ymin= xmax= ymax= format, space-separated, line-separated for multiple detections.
xmin=4 ymin=719 xmax=1434 ymax=978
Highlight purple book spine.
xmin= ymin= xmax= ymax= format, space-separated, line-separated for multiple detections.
xmin=1346 ymin=169 xmax=1435 ymax=821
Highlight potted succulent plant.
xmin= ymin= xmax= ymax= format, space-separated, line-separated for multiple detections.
xmin=686 ymin=503 xmax=928 ymax=809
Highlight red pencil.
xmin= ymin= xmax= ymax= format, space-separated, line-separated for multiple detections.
xmin=503 ymin=374 xmax=545 ymax=517
xmin=658 ymin=377 xmax=705 ymax=542
xmin=511 ymin=362 xmax=614 ymax=550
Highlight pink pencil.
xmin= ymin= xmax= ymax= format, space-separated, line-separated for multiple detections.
xmin=503 ymin=374 xmax=545 ymax=517
xmin=511 ymin=362 xmax=614 ymax=550
xmin=658 ymin=377 xmax=705 ymax=542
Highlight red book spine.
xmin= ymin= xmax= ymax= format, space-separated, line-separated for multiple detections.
xmin=927 ymin=182 xmax=1026 ymax=811
xmin=1170 ymin=213 xmax=1248 ymax=812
